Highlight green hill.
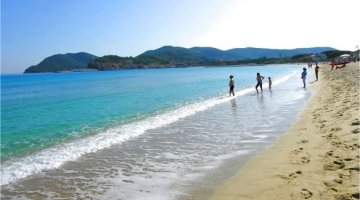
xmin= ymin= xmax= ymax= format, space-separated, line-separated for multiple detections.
xmin=137 ymin=46 xmax=335 ymax=61
xmin=89 ymin=46 xmax=337 ymax=70
xmin=189 ymin=47 xmax=228 ymax=60
xmin=24 ymin=52 xmax=98 ymax=73
xmin=139 ymin=46 xmax=207 ymax=62
xmin=133 ymin=46 xmax=210 ymax=66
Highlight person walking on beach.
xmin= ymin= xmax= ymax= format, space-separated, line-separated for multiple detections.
xmin=301 ymin=68 xmax=307 ymax=88
xmin=255 ymin=73 xmax=264 ymax=94
xmin=315 ymin=63 xmax=319 ymax=81
xmin=331 ymin=59 xmax=336 ymax=71
xmin=268 ymin=77 xmax=272 ymax=90
xmin=229 ymin=75 xmax=235 ymax=96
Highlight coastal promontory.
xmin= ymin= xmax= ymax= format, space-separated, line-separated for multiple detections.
xmin=24 ymin=52 xmax=98 ymax=73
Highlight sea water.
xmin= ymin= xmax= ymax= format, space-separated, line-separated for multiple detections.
xmin=1 ymin=65 xmax=313 ymax=199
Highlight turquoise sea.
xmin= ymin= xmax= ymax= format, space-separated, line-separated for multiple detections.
xmin=1 ymin=64 xmax=313 ymax=199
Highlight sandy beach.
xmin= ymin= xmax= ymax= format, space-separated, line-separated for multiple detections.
xmin=211 ymin=62 xmax=360 ymax=200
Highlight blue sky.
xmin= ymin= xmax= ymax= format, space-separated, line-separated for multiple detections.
xmin=1 ymin=0 xmax=359 ymax=73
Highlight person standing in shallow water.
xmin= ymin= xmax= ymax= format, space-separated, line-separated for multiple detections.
xmin=315 ymin=64 xmax=319 ymax=81
xmin=255 ymin=73 xmax=264 ymax=94
xmin=229 ymin=75 xmax=235 ymax=96
xmin=268 ymin=77 xmax=272 ymax=90
xmin=301 ymin=68 xmax=307 ymax=88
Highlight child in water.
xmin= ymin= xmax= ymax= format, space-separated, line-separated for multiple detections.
xmin=268 ymin=77 xmax=272 ymax=90
xmin=229 ymin=75 xmax=235 ymax=96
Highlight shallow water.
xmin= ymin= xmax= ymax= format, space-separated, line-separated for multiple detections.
xmin=1 ymin=64 xmax=315 ymax=199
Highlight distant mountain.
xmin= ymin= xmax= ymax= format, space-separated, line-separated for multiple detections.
xmin=224 ymin=47 xmax=336 ymax=60
xmin=89 ymin=46 xmax=337 ymax=70
xmin=24 ymin=52 xmax=98 ymax=73
xmin=139 ymin=46 xmax=208 ymax=62
xmin=138 ymin=46 xmax=335 ymax=61
xmin=189 ymin=47 xmax=228 ymax=60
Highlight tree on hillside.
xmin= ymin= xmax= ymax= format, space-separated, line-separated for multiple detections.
xmin=321 ymin=50 xmax=352 ymax=59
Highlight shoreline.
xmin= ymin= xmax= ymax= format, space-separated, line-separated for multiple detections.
xmin=210 ymin=62 xmax=359 ymax=199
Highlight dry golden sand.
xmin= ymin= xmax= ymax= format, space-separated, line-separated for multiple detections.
xmin=210 ymin=62 xmax=360 ymax=200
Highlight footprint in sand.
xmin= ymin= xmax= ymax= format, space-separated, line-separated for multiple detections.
xmin=280 ymin=171 xmax=302 ymax=182
xmin=331 ymin=140 xmax=343 ymax=148
xmin=334 ymin=160 xmax=346 ymax=168
xmin=351 ymin=120 xmax=360 ymax=126
xmin=331 ymin=127 xmax=342 ymax=132
xmin=301 ymin=156 xmax=310 ymax=163
xmin=292 ymin=148 xmax=303 ymax=155
xmin=346 ymin=166 xmax=360 ymax=172
xmin=323 ymin=178 xmax=343 ymax=187
xmin=338 ymin=170 xmax=351 ymax=178
xmin=323 ymin=180 xmax=335 ymax=187
xmin=297 ymin=139 xmax=309 ymax=144
xmin=323 ymin=160 xmax=345 ymax=171
xmin=333 ymin=178 xmax=343 ymax=184
xmin=343 ymin=143 xmax=359 ymax=151
xmin=335 ymin=193 xmax=360 ymax=200
xmin=351 ymin=193 xmax=360 ymax=199
xmin=337 ymin=112 xmax=344 ymax=117
xmin=300 ymin=189 xmax=313 ymax=199
xmin=326 ymin=150 xmax=334 ymax=156
xmin=352 ymin=128 xmax=360 ymax=134
xmin=290 ymin=148 xmax=310 ymax=164
xmin=341 ymin=143 xmax=359 ymax=151
xmin=323 ymin=133 xmax=339 ymax=140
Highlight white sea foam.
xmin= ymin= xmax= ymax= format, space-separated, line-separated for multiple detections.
xmin=95 ymin=150 xmax=253 ymax=200
xmin=0 ymin=72 xmax=296 ymax=186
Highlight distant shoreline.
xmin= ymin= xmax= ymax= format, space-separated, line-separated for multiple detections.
xmin=22 ymin=46 xmax=351 ymax=74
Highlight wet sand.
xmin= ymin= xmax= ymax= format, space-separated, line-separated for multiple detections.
xmin=210 ymin=62 xmax=360 ymax=200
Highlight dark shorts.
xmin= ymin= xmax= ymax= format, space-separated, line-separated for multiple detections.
xmin=230 ymin=86 xmax=234 ymax=90
xmin=255 ymin=81 xmax=262 ymax=88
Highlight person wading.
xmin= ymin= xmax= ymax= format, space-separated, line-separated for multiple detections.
xmin=255 ymin=73 xmax=264 ymax=94
xmin=229 ymin=75 xmax=235 ymax=96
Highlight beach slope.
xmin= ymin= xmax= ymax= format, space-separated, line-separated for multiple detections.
xmin=211 ymin=62 xmax=359 ymax=200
